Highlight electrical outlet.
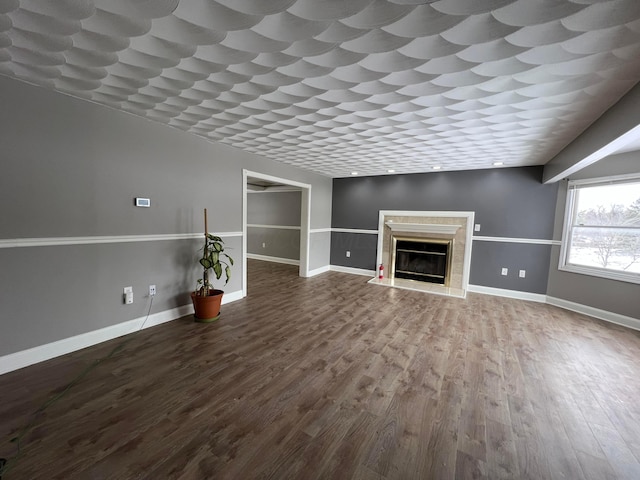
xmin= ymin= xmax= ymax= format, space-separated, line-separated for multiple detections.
xmin=346 ymin=251 xmax=351 ymax=257
xmin=519 ymin=270 xmax=526 ymax=278
xmin=149 ymin=285 xmax=156 ymax=296
xmin=474 ymin=224 xmax=481 ymax=232
xmin=501 ymin=268 xmax=508 ymax=276
xmin=123 ymin=286 xmax=133 ymax=304
xmin=262 ymin=242 xmax=266 ymax=248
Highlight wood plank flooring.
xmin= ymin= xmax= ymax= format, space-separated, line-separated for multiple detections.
xmin=1 ymin=259 xmax=640 ymax=479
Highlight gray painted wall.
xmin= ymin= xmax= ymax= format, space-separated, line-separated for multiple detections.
xmin=547 ymin=247 xmax=639 ymax=319
xmin=470 ymin=242 xmax=552 ymax=294
xmin=330 ymin=232 xmax=378 ymax=271
xmin=0 ymin=76 xmax=332 ymax=357
xmin=569 ymin=151 xmax=640 ymax=180
xmin=248 ymin=227 xmax=301 ymax=260
xmin=0 ymin=237 xmax=241 ymax=352
xmin=332 ymin=167 xmax=558 ymax=238
xmin=309 ymin=231 xmax=331 ymax=271
xmin=546 ymin=155 xmax=640 ymax=319
xmin=247 ymin=191 xmax=301 ymax=261
xmin=331 ymin=166 xmax=559 ymax=293
xmin=247 ymin=191 xmax=301 ymax=226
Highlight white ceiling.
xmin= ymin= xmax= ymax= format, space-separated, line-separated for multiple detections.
xmin=246 ymin=176 xmax=295 ymax=191
xmin=2 ymin=0 xmax=640 ymax=177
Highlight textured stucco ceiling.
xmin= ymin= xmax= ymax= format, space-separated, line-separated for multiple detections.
xmin=2 ymin=0 xmax=640 ymax=177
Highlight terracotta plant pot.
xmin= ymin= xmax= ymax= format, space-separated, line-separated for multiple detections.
xmin=191 ymin=289 xmax=224 ymax=322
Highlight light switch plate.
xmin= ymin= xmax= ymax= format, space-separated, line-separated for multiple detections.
xmin=124 ymin=286 xmax=133 ymax=304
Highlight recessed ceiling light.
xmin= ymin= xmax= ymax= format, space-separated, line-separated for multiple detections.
xmin=351 ymin=171 xmax=358 ymax=175
xmin=493 ymin=162 xmax=504 ymax=166
xmin=432 ymin=166 xmax=441 ymax=170
xmin=387 ymin=169 xmax=395 ymax=173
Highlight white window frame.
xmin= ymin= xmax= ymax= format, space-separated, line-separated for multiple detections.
xmin=559 ymin=173 xmax=640 ymax=285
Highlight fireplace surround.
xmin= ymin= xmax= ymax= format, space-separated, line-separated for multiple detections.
xmin=370 ymin=210 xmax=475 ymax=298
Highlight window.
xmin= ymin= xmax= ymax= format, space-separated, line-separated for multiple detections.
xmin=560 ymin=175 xmax=640 ymax=284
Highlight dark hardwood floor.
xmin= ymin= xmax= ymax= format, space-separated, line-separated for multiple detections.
xmin=1 ymin=259 xmax=640 ymax=479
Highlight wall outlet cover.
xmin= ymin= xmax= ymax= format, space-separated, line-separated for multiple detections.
xmin=501 ymin=268 xmax=508 ymax=276
xmin=124 ymin=286 xmax=133 ymax=304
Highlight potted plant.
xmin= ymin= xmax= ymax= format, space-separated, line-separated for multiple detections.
xmin=191 ymin=208 xmax=234 ymax=322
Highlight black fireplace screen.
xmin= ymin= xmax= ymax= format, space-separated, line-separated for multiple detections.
xmin=394 ymin=239 xmax=449 ymax=284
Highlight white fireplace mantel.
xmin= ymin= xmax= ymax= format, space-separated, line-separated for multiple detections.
xmin=375 ymin=210 xmax=475 ymax=298
xmin=385 ymin=222 xmax=460 ymax=236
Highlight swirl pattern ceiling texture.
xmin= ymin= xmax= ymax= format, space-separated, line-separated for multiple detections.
xmin=2 ymin=0 xmax=640 ymax=177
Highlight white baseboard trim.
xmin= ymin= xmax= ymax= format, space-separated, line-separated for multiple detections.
xmin=307 ymin=265 xmax=331 ymax=277
xmin=0 ymin=289 xmax=243 ymax=376
xmin=467 ymin=285 xmax=547 ymax=303
xmin=330 ymin=265 xmax=376 ymax=277
xmin=221 ymin=289 xmax=245 ymax=304
xmin=247 ymin=253 xmax=300 ymax=266
xmin=547 ymin=296 xmax=640 ymax=332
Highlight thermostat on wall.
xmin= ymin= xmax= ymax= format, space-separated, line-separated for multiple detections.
xmin=135 ymin=197 xmax=150 ymax=207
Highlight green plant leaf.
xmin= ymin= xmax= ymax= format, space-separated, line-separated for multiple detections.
xmin=213 ymin=241 xmax=223 ymax=252
xmin=213 ymin=263 xmax=222 ymax=279
xmin=200 ymin=258 xmax=211 ymax=269
xmin=225 ymin=254 xmax=234 ymax=266
xmin=225 ymin=265 xmax=231 ymax=284
xmin=207 ymin=234 xmax=222 ymax=242
xmin=210 ymin=251 xmax=219 ymax=264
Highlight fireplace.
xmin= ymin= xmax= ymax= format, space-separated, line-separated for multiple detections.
xmin=392 ymin=237 xmax=452 ymax=285
xmin=371 ymin=210 xmax=475 ymax=298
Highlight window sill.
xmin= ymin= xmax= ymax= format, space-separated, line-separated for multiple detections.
xmin=559 ymin=263 xmax=640 ymax=285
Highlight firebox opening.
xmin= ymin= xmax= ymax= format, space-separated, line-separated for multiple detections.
xmin=392 ymin=237 xmax=452 ymax=286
